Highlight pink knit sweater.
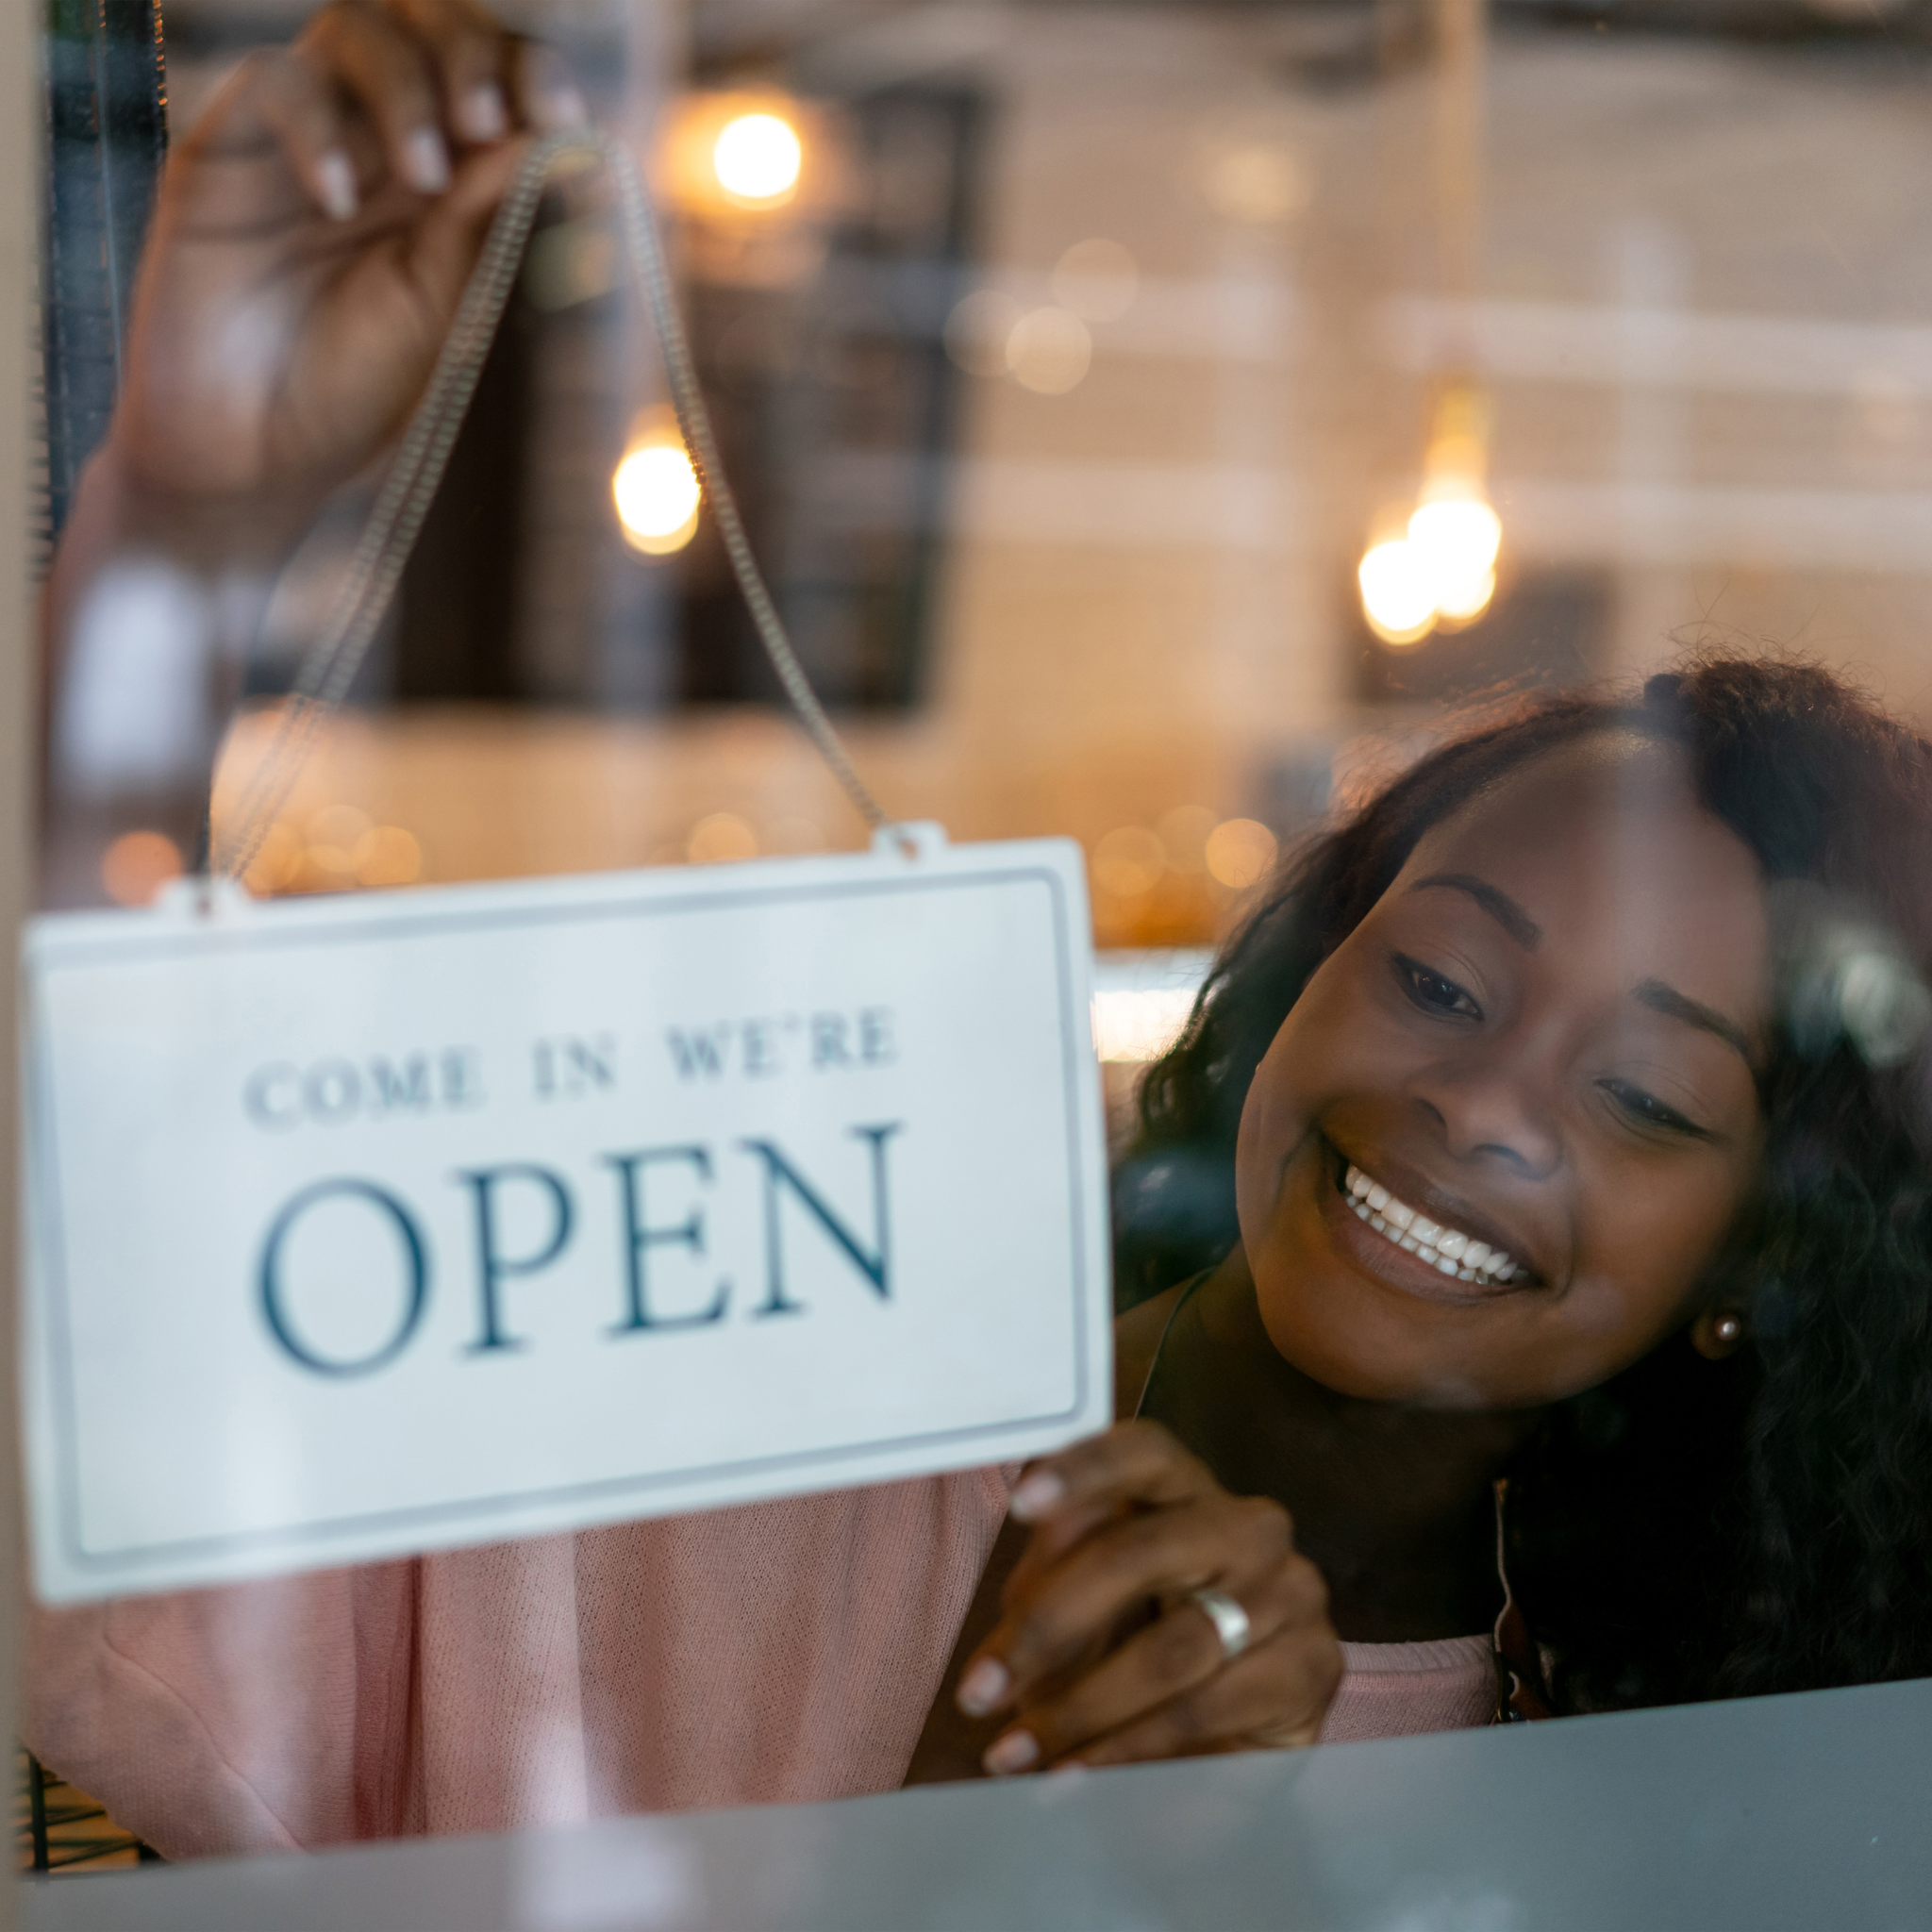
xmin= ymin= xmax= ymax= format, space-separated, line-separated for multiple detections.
xmin=25 ymin=1471 xmax=1493 ymax=1860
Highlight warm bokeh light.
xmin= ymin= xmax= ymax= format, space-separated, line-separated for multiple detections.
xmin=944 ymin=291 xmax=1096 ymax=391
xmin=224 ymin=804 xmax=429 ymax=896
xmin=100 ymin=829 xmax=182 ymax=907
xmin=1205 ymin=818 xmax=1278 ymax=890
xmin=1051 ymin=239 xmax=1139 ymax=322
xmin=1156 ymin=804 xmax=1218 ymax=874
xmin=1361 ymin=381 xmax=1504 ymax=640
xmin=687 ymin=812 xmax=759 ymax=864
xmin=713 ymin=112 xmax=803 ymax=206
xmin=1091 ymin=988 xmax=1196 ymax=1063
xmin=1407 ymin=491 xmax=1503 ymax=625
xmin=658 ymin=91 xmax=830 ymax=234
xmin=306 ymin=804 xmax=372 ymax=877
xmin=354 ymin=825 xmax=423 ymax=888
xmin=1357 ymin=539 xmax=1439 ymax=646
xmin=242 ymin=819 xmax=304 ymax=895
xmin=1093 ymin=825 xmax=1166 ymax=898
xmin=1007 ymin=307 xmax=1092 ymax=394
xmin=1199 ymin=140 xmax=1309 ymax=225
xmin=944 ymin=290 xmax=1023 ymax=377
xmin=614 ymin=414 xmax=702 ymax=556
xmin=1423 ymin=383 xmax=1492 ymax=493
xmin=1434 ymin=566 xmax=1498 ymax=625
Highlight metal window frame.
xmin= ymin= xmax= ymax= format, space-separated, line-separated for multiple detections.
xmin=3 ymin=0 xmax=35 ymax=1921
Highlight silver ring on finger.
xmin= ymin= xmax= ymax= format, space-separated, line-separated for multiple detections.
xmin=1189 ymin=1585 xmax=1252 ymax=1662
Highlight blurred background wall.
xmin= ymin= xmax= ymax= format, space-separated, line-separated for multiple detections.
xmin=54 ymin=0 xmax=1932 ymax=955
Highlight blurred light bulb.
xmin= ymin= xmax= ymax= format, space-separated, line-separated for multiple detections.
xmin=614 ymin=423 xmax=701 ymax=555
xmin=944 ymin=289 xmax=1023 ymax=377
xmin=242 ymin=819 xmax=304 ymax=895
xmin=1091 ymin=988 xmax=1196 ymax=1063
xmin=1357 ymin=539 xmax=1438 ymax=646
xmin=713 ymin=112 xmax=802 ymax=205
xmin=1407 ymin=493 xmax=1502 ymax=624
xmin=353 ymin=825 xmax=423 ymax=888
xmin=1007 ymin=307 xmax=1091 ymax=394
xmin=1205 ymin=818 xmax=1278 ymax=890
xmin=100 ymin=829 xmax=182 ymax=907
xmin=1434 ymin=567 xmax=1498 ymax=625
xmin=687 ymin=812 xmax=759 ymax=864
xmin=1200 ymin=141 xmax=1309 ymax=225
xmin=305 ymin=803 xmax=374 ymax=886
xmin=1093 ymin=825 xmax=1166 ymax=898
xmin=1051 ymin=238 xmax=1138 ymax=322
xmin=1156 ymin=803 xmax=1217 ymax=874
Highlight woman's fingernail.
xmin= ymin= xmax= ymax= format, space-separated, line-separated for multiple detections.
xmin=1009 ymin=1471 xmax=1065 ymax=1522
xmin=982 ymin=1729 xmax=1039 ymax=1776
xmin=404 ymin=126 xmax=452 ymax=192
xmin=956 ymin=1657 xmax=1009 ymax=1717
xmin=460 ymin=84 xmax=508 ymax=142
xmin=316 ymin=150 xmax=358 ymax=221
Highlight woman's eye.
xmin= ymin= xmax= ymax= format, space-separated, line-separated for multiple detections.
xmin=1392 ymin=955 xmax=1481 ymax=1021
xmin=1598 ymin=1077 xmax=1709 ymax=1141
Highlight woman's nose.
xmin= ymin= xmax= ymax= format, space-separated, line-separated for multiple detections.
xmin=1408 ymin=1057 xmax=1562 ymax=1180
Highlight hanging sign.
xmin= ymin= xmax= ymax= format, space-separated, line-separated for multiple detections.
xmin=22 ymin=828 xmax=1111 ymax=1603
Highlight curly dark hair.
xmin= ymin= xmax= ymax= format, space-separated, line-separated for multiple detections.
xmin=1113 ymin=656 xmax=1932 ymax=1711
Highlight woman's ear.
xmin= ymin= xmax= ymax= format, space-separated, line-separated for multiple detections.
xmin=1690 ymin=1307 xmax=1747 ymax=1360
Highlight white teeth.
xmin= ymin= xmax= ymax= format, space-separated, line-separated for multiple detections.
xmin=1340 ymin=1161 xmax=1520 ymax=1283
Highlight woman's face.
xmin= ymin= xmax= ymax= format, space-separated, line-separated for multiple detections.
xmin=1236 ymin=735 xmax=1771 ymax=1409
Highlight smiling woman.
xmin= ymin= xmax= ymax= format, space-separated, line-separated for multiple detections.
xmin=33 ymin=0 xmax=1932 ymax=1869
xmin=1238 ymin=733 xmax=1771 ymax=1413
xmin=1093 ymin=658 xmax=1932 ymax=1719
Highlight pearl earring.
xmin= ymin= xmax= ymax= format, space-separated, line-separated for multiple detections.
xmin=1714 ymin=1314 xmax=1742 ymax=1345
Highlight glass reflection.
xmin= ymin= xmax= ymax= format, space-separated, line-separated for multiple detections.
xmin=25 ymin=0 xmax=1932 ymax=1887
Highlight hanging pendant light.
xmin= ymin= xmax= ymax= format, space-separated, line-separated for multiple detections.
xmin=1357 ymin=0 xmax=1502 ymax=647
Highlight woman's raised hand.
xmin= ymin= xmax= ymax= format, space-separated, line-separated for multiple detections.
xmin=111 ymin=0 xmax=585 ymax=551
xmin=956 ymin=1421 xmax=1343 ymax=1772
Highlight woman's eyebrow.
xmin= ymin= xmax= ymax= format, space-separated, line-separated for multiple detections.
xmin=1407 ymin=874 xmax=1542 ymax=949
xmin=1633 ymin=977 xmax=1755 ymax=1065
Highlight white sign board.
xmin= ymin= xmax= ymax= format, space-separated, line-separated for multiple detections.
xmin=23 ymin=831 xmax=1111 ymax=1603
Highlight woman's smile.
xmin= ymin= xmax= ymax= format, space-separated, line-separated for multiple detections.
xmin=1342 ymin=1161 xmax=1521 ymax=1285
xmin=1309 ymin=1137 xmax=1541 ymax=1308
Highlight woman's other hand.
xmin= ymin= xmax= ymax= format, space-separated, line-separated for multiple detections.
xmin=113 ymin=0 xmax=586 ymax=553
xmin=954 ymin=1421 xmax=1342 ymax=1773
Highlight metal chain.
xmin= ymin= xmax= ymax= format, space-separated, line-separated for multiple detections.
xmin=213 ymin=129 xmax=892 ymax=883
xmin=605 ymin=142 xmax=893 ymax=839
